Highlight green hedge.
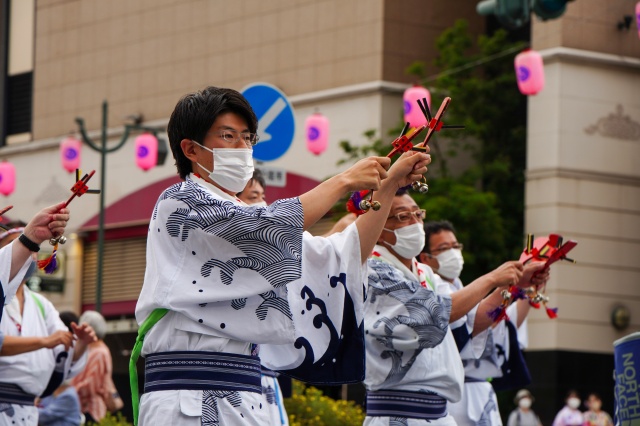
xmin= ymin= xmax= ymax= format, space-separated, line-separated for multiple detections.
xmin=284 ymin=381 xmax=365 ymax=426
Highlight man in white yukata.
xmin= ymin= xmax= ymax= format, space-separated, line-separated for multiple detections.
xmin=363 ymin=192 xmax=544 ymax=426
xmin=417 ymin=221 xmax=548 ymax=426
xmin=0 ymin=205 xmax=95 ymax=426
xmin=134 ymin=86 xmax=431 ymax=426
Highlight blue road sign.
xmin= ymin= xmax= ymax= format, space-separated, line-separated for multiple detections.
xmin=241 ymin=83 xmax=295 ymax=162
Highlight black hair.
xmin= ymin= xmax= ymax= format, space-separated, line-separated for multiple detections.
xmin=167 ymin=86 xmax=258 ymax=179
xmin=422 ymin=220 xmax=456 ymax=254
xmin=59 ymin=311 xmax=79 ymax=332
xmin=237 ymin=169 xmax=266 ymax=196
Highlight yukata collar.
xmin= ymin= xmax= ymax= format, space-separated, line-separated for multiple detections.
xmin=187 ymin=173 xmax=244 ymax=204
xmin=371 ymin=245 xmax=434 ymax=291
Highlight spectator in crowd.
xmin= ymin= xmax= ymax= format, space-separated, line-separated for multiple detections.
xmin=507 ymin=389 xmax=542 ymax=426
xmin=553 ymin=390 xmax=584 ymax=426
xmin=582 ymin=393 xmax=613 ymax=426
xmin=71 ymin=311 xmax=122 ymax=424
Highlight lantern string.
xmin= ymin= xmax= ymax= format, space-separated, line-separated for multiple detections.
xmin=421 ymin=42 xmax=530 ymax=84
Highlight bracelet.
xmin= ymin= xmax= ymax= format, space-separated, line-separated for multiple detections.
xmin=18 ymin=233 xmax=40 ymax=252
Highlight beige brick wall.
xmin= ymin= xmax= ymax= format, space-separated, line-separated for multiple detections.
xmin=33 ymin=0 xmax=391 ymax=140
xmin=532 ymin=0 xmax=640 ymax=58
xmin=527 ymin=0 xmax=640 ymax=352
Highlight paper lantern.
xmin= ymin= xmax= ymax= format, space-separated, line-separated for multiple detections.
xmin=305 ymin=112 xmax=329 ymax=156
xmin=514 ymin=49 xmax=545 ymax=95
xmin=135 ymin=133 xmax=158 ymax=171
xmin=0 ymin=162 xmax=16 ymax=196
xmin=60 ymin=136 xmax=82 ymax=173
xmin=403 ymin=85 xmax=431 ymax=127
xmin=636 ymin=2 xmax=640 ymax=39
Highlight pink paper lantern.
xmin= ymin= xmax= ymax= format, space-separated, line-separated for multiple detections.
xmin=305 ymin=112 xmax=329 ymax=156
xmin=403 ymin=85 xmax=431 ymax=127
xmin=636 ymin=2 xmax=640 ymax=39
xmin=60 ymin=136 xmax=82 ymax=173
xmin=514 ymin=49 xmax=545 ymax=95
xmin=0 ymin=162 xmax=16 ymax=196
xmin=135 ymin=133 xmax=158 ymax=171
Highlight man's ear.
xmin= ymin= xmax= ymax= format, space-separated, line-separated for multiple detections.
xmin=180 ymin=139 xmax=198 ymax=162
xmin=419 ymin=252 xmax=437 ymax=269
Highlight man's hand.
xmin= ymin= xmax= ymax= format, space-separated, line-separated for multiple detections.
xmin=71 ymin=322 xmax=98 ymax=345
xmin=339 ymin=157 xmax=391 ymax=192
xmin=387 ymin=151 xmax=431 ymax=189
xmin=42 ymin=330 xmax=74 ymax=351
xmin=487 ymin=261 xmax=524 ymax=289
xmin=519 ymin=261 xmax=549 ymax=288
xmin=23 ymin=202 xmax=70 ymax=245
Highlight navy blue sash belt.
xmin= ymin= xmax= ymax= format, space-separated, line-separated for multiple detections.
xmin=144 ymin=351 xmax=262 ymax=394
xmin=464 ymin=376 xmax=486 ymax=383
xmin=366 ymin=389 xmax=447 ymax=420
xmin=261 ymin=366 xmax=278 ymax=378
xmin=0 ymin=383 xmax=36 ymax=406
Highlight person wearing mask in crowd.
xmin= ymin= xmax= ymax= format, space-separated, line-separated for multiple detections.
xmin=553 ymin=390 xmax=584 ymax=426
xmin=362 ymin=191 xmax=544 ymax=426
xmin=0 ymin=203 xmax=70 ymax=358
xmin=134 ymin=86 xmax=431 ymax=425
xmin=418 ymin=221 xmax=545 ymax=425
xmin=236 ymin=169 xmax=266 ymax=206
xmin=507 ymin=389 xmax=542 ymax=426
xmin=582 ymin=393 xmax=613 ymax=426
xmin=72 ymin=311 xmax=122 ymax=424
xmin=0 ymin=222 xmax=96 ymax=426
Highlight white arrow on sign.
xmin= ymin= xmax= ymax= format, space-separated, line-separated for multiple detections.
xmin=257 ymin=97 xmax=286 ymax=143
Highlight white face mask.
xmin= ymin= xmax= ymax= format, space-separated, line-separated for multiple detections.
xmin=568 ymin=397 xmax=581 ymax=409
xmin=251 ymin=201 xmax=267 ymax=207
xmin=519 ymin=398 xmax=532 ymax=409
xmin=383 ymin=223 xmax=425 ymax=259
xmin=435 ymin=248 xmax=464 ymax=280
xmin=193 ymin=142 xmax=254 ymax=193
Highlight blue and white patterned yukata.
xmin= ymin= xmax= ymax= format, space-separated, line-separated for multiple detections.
xmin=443 ymin=273 xmax=528 ymax=426
xmin=363 ymin=246 xmax=463 ymax=426
xmin=136 ymin=175 xmax=367 ymax=426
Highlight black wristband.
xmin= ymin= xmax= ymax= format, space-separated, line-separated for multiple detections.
xmin=18 ymin=233 xmax=40 ymax=252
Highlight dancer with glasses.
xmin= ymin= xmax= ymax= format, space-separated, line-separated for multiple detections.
xmin=362 ymin=192 xmax=544 ymax=426
xmin=133 ymin=86 xmax=431 ymax=426
xmin=417 ymin=221 xmax=548 ymax=426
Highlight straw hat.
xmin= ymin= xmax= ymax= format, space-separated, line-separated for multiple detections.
xmin=514 ymin=389 xmax=534 ymax=404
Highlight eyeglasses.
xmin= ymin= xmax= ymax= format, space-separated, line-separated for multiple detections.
xmin=387 ymin=209 xmax=426 ymax=223
xmin=430 ymin=243 xmax=463 ymax=255
xmin=214 ymin=130 xmax=260 ymax=147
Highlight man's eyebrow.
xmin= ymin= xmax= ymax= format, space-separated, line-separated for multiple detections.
xmin=218 ymin=125 xmax=251 ymax=132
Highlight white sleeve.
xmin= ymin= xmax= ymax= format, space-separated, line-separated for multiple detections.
xmin=0 ymin=243 xmax=32 ymax=305
xmin=260 ymin=223 xmax=367 ymax=382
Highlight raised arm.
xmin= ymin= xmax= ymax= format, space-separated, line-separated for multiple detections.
xmin=298 ymin=156 xmax=390 ymax=230
xmin=472 ymin=261 xmax=547 ymax=334
xmin=355 ymin=151 xmax=430 ymax=263
xmin=9 ymin=202 xmax=69 ymax=281
xmin=450 ymin=261 xmax=522 ymax=329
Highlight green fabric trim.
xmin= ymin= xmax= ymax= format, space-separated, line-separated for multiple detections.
xmin=129 ymin=308 xmax=169 ymax=426
xmin=30 ymin=293 xmax=45 ymax=320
